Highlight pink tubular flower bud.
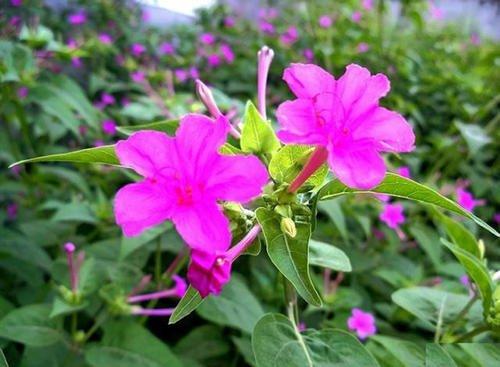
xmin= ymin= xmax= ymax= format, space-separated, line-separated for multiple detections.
xmin=195 ymin=79 xmax=222 ymax=119
xmin=288 ymin=146 xmax=328 ymax=193
xmin=257 ymin=46 xmax=274 ymax=120
xmin=130 ymin=306 xmax=174 ymax=316
xmin=64 ymin=242 xmax=77 ymax=292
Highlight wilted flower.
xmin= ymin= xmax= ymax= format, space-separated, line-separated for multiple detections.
xmin=102 ymin=119 xmax=117 ymax=135
xmin=199 ymin=32 xmax=216 ymax=45
xmin=276 ymin=63 xmax=415 ymax=189
xmin=319 ymin=15 xmax=333 ymax=28
xmin=357 ymin=42 xmax=369 ymax=53
xmin=131 ymin=43 xmax=146 ymax=57
xmin=159 ymin=42 xmax=175 ymax=55
xmin=348 ymin=308 xmax=376 ymax=339
xmin=98 ymin=33 xmax=113 ymax=45
xmin=68 ymin=11 xmax=86 ymax=25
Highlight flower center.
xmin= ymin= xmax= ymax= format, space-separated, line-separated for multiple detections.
xmin=176 ymin=185 xmax=194 ymax=205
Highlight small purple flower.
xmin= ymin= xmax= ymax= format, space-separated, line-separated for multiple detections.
xmin=319 ymin=15 xmax=333 ymax=28
xmin=297 ymin=322 xmax=306 ymax=332
xmin=303 ymin=48 xmax=314 ymax=62
xmin=348 ymin=308 xmax=376 ymax=340
xmin=67 ymin=38 xmax=78 ymax=49
xmin=71 ymin=57 xmax=82 ymax=68
xmin=7 ymin=203 xmax=18 ymax=220
xmin=357 ymin=42 xmax=369 ymax=53
xmin=102 ymin=119 xmax=117 ymax=135
xmin=141 ymin=10 xmax=151 ymax=22
xmin=98 ymin=33 xmax=113 ymax=45
xmin=456 ymin=187 xmax=484 ymax=212
xmin=101 ymin=93 xmax=115 ymax=106
xmin=259 ymin=21 xmax=275 ymax=34
xmin=17 ymin=86 xmax=28 ymax=99
xmin=131 ymin=71 xmax=145 ymax=83
xmin=460 ymin=274 xmax=470 ymax=288
xmin=199 ymin=33 xmax=216 ymax=45
xmin=224 ymin=16 xmax=235 ymax=28
xmin=68 ymin=11 xmax=87 ymax=25
xmin=280 ymin=26 xmax=298 ymax=45
xmin=362 ymin=0 xmax=374 ymax=11
xmin=429 ymin=1 xmax=444 ymax=21
xmin=207 ymin=54 xmax=221 ymax=67
xmin=11 ymin=0 xmax=22 ymax=6
xmin=258 ymin=7 xmax=278 ymax=20
xmin=397 ymin=166 xmax=411 ymax=178
xmin=131 ymin=43 xmax=146 ymax=57
xmin=220 ymin=43 xmax=235 ymax=63
xmin=189 ymin=66 xmax=199 ymax=79
xmin=159 ymin=42 xmax=175 ymax=55
xmin=351 ymin=11 xmax=362 ymax=23
xmin=175 ymin=69 xmax=189 ymax=83
xmin=380 ymin=203 xmax=405 ymax=229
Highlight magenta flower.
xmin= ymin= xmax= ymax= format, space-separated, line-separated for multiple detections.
xmin=17 ymin=87 xmax=28 ymax=99
xmin=494 ymin=213 xmax=500 ymax=224
xmin=102 ymin=119 xmax=117 ymax=135
xmin=460 ymin=274 xmax=470 ymax=288
xmin=68 ymin=11 xmax=86 ymax=25
xmin=224 ymin=16 xmax=235 ymax=28
xmin=220 ymin=43 xmax=235 ymax=63
xmin=189 ymin=67 xmax=200 ymax=79
xmin=207 ymin=54 xmax=221 ymax=67
xmin=456 ymin=187 xmax=484 ymax=212
xmin=71 ymin=57 xmax=82 ymax=68
xmin=67 ymin=39 xmax=78 ymax=49
xmin=429 ymin=1 xmax=444 ymax=21
xmin=259 ymin=21 xmax=275 ymax=34
xmin=128 ymin=274 xmax=187 ymax=303
xmin=64 ymin=243 xmax=78 ymax=292
xmin=11 ymin=0 xmax=22 ymax=6
xmin=276 ymin=63 xmax=415 ymax=189
xmin=6 ymin=203 xmax=18 ymax=220
xmin=9 ymin=16 xmax=21 ymax=27
xmin=397 ymin=166 xmax=411 ymax=178
xmin=303 ymin=49 xmax=314 ymax=62
xmin=357 ymin=42 xmax=369 ymax=53
xmin=348 ymin=308 xmax=376 ymax=339
xmin=362 ymin=0 xmax=374 ymax=11
xmin=280 ymin=26 xmax=298 ymax=46
xmin=141 ymin=10 xmax=151 ymax=22
xmin=131 ymin=43 xmax=146 ymax=57
xmin=101 ymin=93 xmax=115 ymax=106
xmin=379 ymin=203 xmax=405 ymax=229
xmin=199 ymin=33 xmax=216 ymax=45
xmin=131 ymin=71 xmax=145 ymax=83
xmin=113 ymin=115 xmax=269 ymax=251
xmin=175 ymin=69 xmax=188 ymax=83
xmin=159 ymin=42 xmax=175 ymax=55
xmin=98 ymin=33 xmax=113 ymax=45
xmin=351 ymin=11 xmax=362 ymax=23
xmin=319 ymin=15 xmax=333 ymax=28
xmin=258 ymin=7 xmax=279 ymax=20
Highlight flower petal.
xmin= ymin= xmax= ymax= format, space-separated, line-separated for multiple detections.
xmin=283 ymin=63 xmax=335 ymax=99
xmin=208 ymin=155 xmax=269 ymax=203
xmin=172 ymin=201 xmax=231 ymax=252
xmin=353 ymin=107 xmax=415 ymax=152
xmin=114 ymin=180 xmax=173 ymax=237
xmin=328 ymin=144 xmax=386 ymax=189
xmin=116 ymin=131 xmax=175 ymax=178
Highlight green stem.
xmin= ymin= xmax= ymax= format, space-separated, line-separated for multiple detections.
xmin=71 ymin=313 xmax=78 ymax=337
xmin=454 ymin=324 xmax=490 ymax=342
xmin=445 ymin=294 xmax=478 ymax=336
xmin=82 ymin=310 xmax=108 ymax=343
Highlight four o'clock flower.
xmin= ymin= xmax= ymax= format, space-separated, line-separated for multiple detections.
xmin=319 ymin=15 xmax=333 ymax=28
xmin=113 ymin=114 xmax=269 ymax=253
xmin=68 ymin=11 xmax=86 ymax=25
xmin=98 ymin=33 xmax=113 ymax=45
xmin=276 ymin=63 xmax=415 ymax=190
xmin=348 ymin=308 xmax=377 ymax=339
xmin=199 ymin=32 xmax=216 ymax=45
xmin=456 ymin=187 xmax=484 ymax=212
xmin=102 ymin=119 xmax=117 ymax=135
xmin=257 ymin=46 xmax=274 ymax=120
xmin=128 ymin=274 xmax=187 ymax=303
xmin=131 ymin=43 xmax=146 ymax=57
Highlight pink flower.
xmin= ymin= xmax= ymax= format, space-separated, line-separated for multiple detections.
xmin=131 ymin=71 xmax=145 ymax=83
xmin=259 ymin=21 xmax=275 ymax=34
xmin=71 ymin=57 xmax=82 ymax=68
xmin=220 ymin=43 xmax=235 ymax=63
xmin=131 ymin=43 xmax=146 ymax=57
xmin=67 ymin=39 xmax=78 ymax=49
xmin=7 ymin=203 xmax=18 ymax=220
xmin=379 ymin=203 xmax=405 ymax=229
xmin=199 ymin=33 xmax=216 ymax=45
xmin=128 ymin=274 xmax=187 ymax=302
xmin=141 ymin=10 xmax=150 ymax=22
xmin=98 ymin=33 xmax=113 ymax=45
xmin=102 ymin=119 xmax=117 ymax=135
xmin=303 ymin=49 xmax=314 ymax=62
xmin=429 ymin=1 xmax=444 ymax=21
xmin=319 ymin=15 xmax=333 ymax=28
xmin=159 ymin=42 xmax=175 ymax=55
xmin=94 ymin=140 xmax=105 ymax=147
xmin=460 ymin=274 xmax=470 ymax=288
xmin=189 ymin=66 xmax=199 ymax=79
xmin=494 ymin=213 xmax=500 ymax=224
xmin=11 ymin=0 xmax=22 ymax=6
xmin=224 ymin=16 xmax=235 ymax=28
xmin=362 ymin=0 xmax=374 ymax=11
xmin=68 ymin=11 xmax=86 ymax=25
xmin=17 ymin=87 xmax=28 ymax=99
xmin=357 ymin=42 xmax=369 ymax=53
xmin=258 ymin=7 xmax=279 ymax=20
xmin=351 ymin=11 xmax=362 ymax=23
xmin=207 ymin=54 xmax=221 ymax=67
xmin=175 ymin=69 xmax=188 ymax=82
xmin=456 ymin=187 xmax=484 ymax=212
xmin=280 ymin=26 xmax=298 ymax=46
xmin=470 ymin=33 xmax=481 ymax=46
xmin=276 ymin=63 xmax=415 ymax=189
xmin=397 ymin=166 xmax=411 ymax=178
xmin=113 ymin=114 xmax=269 ymax=251
xmin=101 ymin=93 xmax=115 ymax=106
xmin=348 ymin=308 xmax=376 ymax=339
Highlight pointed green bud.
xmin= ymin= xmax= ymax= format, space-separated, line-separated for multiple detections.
xmin=281 ymin=217 xmax=297 ymax=238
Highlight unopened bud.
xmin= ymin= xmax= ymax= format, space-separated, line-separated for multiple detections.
xmin=281 ymin=217 xmax=297 ymax=238
xmin=478 ymin=239 xmax=485 ymax=259
xmin=195 ymin=79 xmax=222 ymax=118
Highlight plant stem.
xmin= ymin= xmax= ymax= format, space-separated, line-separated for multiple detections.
xmin=454 ymin=324 xmax=489 ymax=342
xmin=445 ymin=293 xmax=478 ymax=336
xmin=82 ymin=310 xmax=108 ymax=343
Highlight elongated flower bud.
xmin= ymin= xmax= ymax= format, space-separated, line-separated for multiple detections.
xmin=64 ymin=242 xmax=78 ymax=293
xmin=195 ymin=79 xmax=222 ymax=119
xmin=257 ymin=46 xmax=274 ymax=120
xmin=281 ymin=217 xmax=297 ymax=238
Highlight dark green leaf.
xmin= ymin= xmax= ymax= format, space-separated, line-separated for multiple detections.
xmin=174 ymin=325 xmax=229 ymax=361
xmin=409 ymin=224 xmax=442 ymax=269
xmin=169 ymin=286 xmax=204 ymax=325
xmin=426 ymin=344 xmax=457 ymax=367
xmin=309 ymin=240 xmax=352 ymax=272
xmin=117 ymin=119 xmax=179 ymax=136
xmin=370 ymin=336 xmax=424 ymax=367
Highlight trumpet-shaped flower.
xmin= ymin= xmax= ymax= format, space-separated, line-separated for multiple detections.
xmin=114 ymin=115 xmax=269 ymax=252
xmin=348 ymin=308 xmax=376 ymax=339
xmin=276 ymin=63 xmax=415 ymax=189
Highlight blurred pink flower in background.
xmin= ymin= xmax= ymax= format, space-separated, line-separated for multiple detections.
xmin=351 ymin=11 xmax=362 ymax=23
xmin=259 ymin=21 xmax=275 ymax=34
xmin=175 ymin=69 xmax=189 ymax=82
xmin=17 ymin=87 xmax=28 ymax=99
xmin=68 ymin=11 xmax=87 ymax=25
xmin=224 ymin=16 xmax=235 ymax=28
xmin=220 ymin=43 xmax=235 ymax=63
xmin=397 ymin=166 xmax=411 ymax=178
xmin=470 ymin=33 xmax=481 ymax=45
xmin=362 ymin=0 xmax=374 ymax=11
xmin=456 ymin=187 xmax=484 ymax=212
xmin=380 ymin=203 xmax=405 ymax=229
xmin=131 ymin=71 xmax=145 ymax=83
xmin=159 ymin=42 xmax=175 ymax=55
xmin=71 ymin=57 xmax=82 ymax=68
xmin=280 ymin=26 xmax=298 ymax=45
xmin=94 ymin=140 xmax=105 ymax=147
xmin=98 ymin=33 xmax=113 ymax=45
xmin=7 ymin=203 xmax=18 ymax=220
xmin=258 ymin=7 xmax=279 ymax=20
xmin=199 ymin=32 xmax=216 ymax=45
xmin=101 ymin=93 xmax=115 ymax=106
xmin=189 ymin=66 xmax=200 ymax=79
xmin=348 ymin=308 xmax=376 ymax=339
xmin=11 ymin=0 xmax=22 ymax=6
xmin=67 ymin=38 xmax=78 ymax=49
xmin=131 ymin=43 xmax=146 ymax=57
xmin=319 ymin=15 xmax=333 ymax=28
xmin=429 ymin=1 xmax=444 ymax=21
xmin=303 ymin=48 xmax=314 ymax=62
xmin=357 ymin=42 xmax=369 ymax=53
xmin=141 ymin=10 xmax=151 ymax=22
xmin=102 ymin=119 xmax=117 ymax=135
xmin=207 ymin=54 xmax=221 ymax=67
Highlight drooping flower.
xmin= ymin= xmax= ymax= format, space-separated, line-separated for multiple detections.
xmin=456 ymin=187 xmax=484 ymax=212
xmin=98 ymin=33 xmax=113 ymax=45
xmin=397 ymin=166 xmax=411 ymax=178
xmin=102 ymin=119 xmax=117 ymax=135
xmin=351 ymin=11 xmax=362 ymax=23
xmin=319 ymin=15 xmax=333 ymax=28
xmin=379 ymin=203 xmax=405 ymax=229
xmin=357 ymin=42 xmax=369 ymax=53
xmin=199 ymin=33 xmax=216 ymax=45
xmin=113 ymin=115 xmax=269 ymax=252
xmin=68 ymin=11 xmax=86 ymax=25
xmin=220 ymin=43 xmax=235 ymax=63
xmin=131 ymin=43 xmax=146 ymax=57
xmin=348 ymin=308 xmax=376 ymax=339
xmin=276 ymin=63 xmax=415 ymax=189
xmin=159 ymin=42 xmax=175 ymax=55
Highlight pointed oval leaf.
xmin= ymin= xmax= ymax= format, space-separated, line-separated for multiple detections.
xmin=168 ymin=286 xmax=204 ymax=325
xmin=240 ymin=101 xmax=280 ymax=155
xmin=117 ymin=119 xmax=179 ymax=136
xmin=309 ymin=240 xmax=352 ymax=272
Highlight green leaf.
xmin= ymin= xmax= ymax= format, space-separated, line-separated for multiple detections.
xmin=85 ymin=320 xmax=182 ymax=367
xmin=0 ymin=349 xmax=8 ymax=367
xmin=459 ymin=343 xmax=500 ymax=367
xmin=117 ymin=119 xmax=179 ymax=136
xmin=256 ymin=208 xmax=322 ymax=306
xmin=197 ymin=275 xmax=264 ymax=333
xmin=51 ymin=202 xmax=96 ymax=224
xmin=432 ymin=210 xmax=480 ymax=258
xmin=78 ymin=257 xmax=103 ymax=295
xmin=240 ymin=101 xmax=280 ymax=155
xmin=268 ymin=145 xmax=327 ymax=189
xmin=392 ymin=287 xmax=482 ymax=329
xmin=120 ymin=224 xmax=171 ymax=260
xmin=409 ymin=224 xmax=442 ymax=269
xmin=252 ymin=313 xmax=380 ymax=367
xmin=370 ymin=336 xmax=424 ymax=367
xmin=174 ymin=325 xmax=230 ymax=361
xmin=426 ymin=344 xmax=457 ymax=367
xmin=318 ymin=200 xmax=348 ymax=240
xmin=0 ymin=304 xmax=62 ymax=347
xmin=168 ymin=286 xmax=204 ymax=325
xmin=315 ymin=173 xmax=499 ymax=237
xmin=9 ymin=145 xmax=119 ymax=168
xmin=49 ymin=297 xmax=88 ymax=318
xmin=455 ymin=121 xmax=491 ymax=156
xmin=441 ymin=239 xmax=494 ymax=317
xmin=309 ymin=240 xmax=352 ymax=272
